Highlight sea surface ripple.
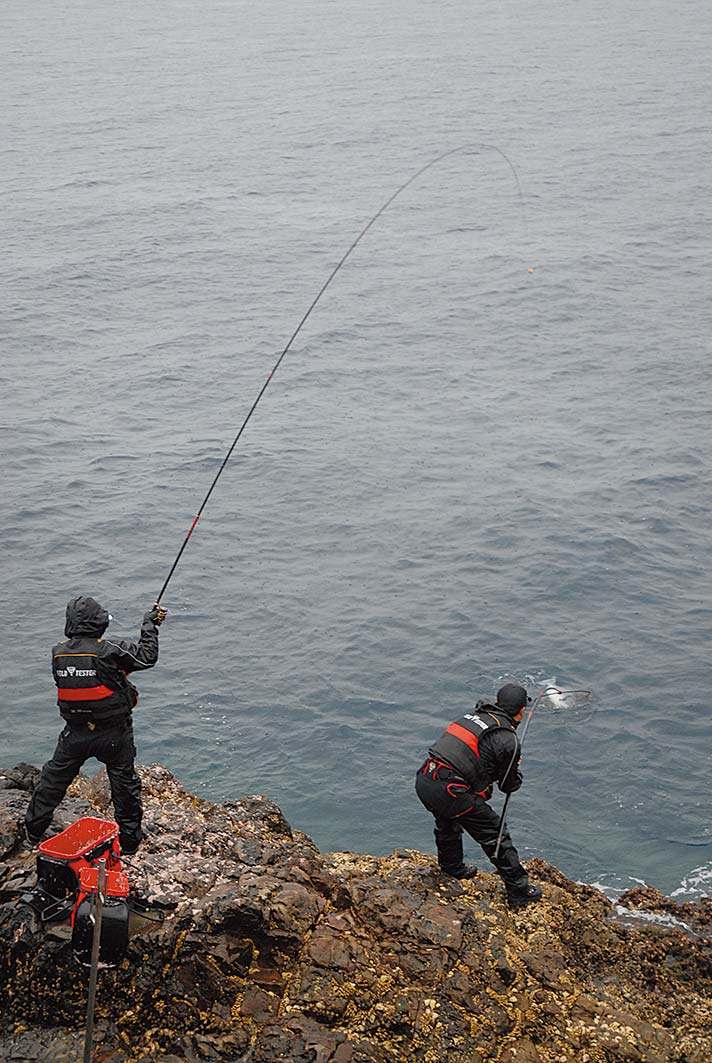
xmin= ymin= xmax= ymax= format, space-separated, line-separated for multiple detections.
xmin=2 ymin=0 xmax=711 ymax=898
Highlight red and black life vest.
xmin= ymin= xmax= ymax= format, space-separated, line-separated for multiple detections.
xmin=53 ymin=636 xmax=137 ymax=722
xmin=429 ymin=706 xmax=518 ymax=793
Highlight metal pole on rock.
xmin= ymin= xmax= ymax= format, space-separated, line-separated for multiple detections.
xmin=82 ymin=859 xmax=106 ymax=1063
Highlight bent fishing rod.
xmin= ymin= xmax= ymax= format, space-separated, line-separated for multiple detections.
xmin=493 ymin=687 xmax=592 ymax=859
xmin=155 ymin=143 xmax=530 ymax=604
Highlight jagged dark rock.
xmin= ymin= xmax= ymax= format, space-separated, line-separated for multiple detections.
xmin=0 ymin=764 xmax=710 ymax=1062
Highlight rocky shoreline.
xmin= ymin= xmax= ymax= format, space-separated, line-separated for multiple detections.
xmin=1 ymin=763 xmax=710 ymax=1063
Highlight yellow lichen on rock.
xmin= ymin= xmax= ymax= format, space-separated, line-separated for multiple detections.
xmin=0 ymin=766 xmax=710 ymax=1062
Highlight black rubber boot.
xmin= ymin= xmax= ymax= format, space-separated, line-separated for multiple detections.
xmin=507 ymin=884 xmax=543 ymax=909
xmin=120 ymin=829 xmax=145 ymax=856
xmin=22 ymin=826 xmax=43 ymax=851
xmin=444 ymin=865 xmax=478 ymax=880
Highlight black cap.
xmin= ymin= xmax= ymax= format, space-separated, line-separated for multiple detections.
xmin=496 ymin=683 xmax=529 ymax=712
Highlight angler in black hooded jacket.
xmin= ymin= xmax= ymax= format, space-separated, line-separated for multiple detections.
xmin=25 ymin=596 xmax=165 ymax=854
xmin=415 ymin=683 xmax=541 ymax=907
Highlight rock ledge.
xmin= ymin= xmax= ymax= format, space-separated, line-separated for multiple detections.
xmin=1 ymin=764 xmax=710 ymax=1062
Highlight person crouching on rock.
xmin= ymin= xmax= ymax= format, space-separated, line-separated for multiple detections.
xmin=415 ymin=683 xmax=542 ymax=909
xmin=24 ymin=595 xmax=166 ymax=855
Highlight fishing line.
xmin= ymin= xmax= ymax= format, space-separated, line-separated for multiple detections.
xmin=156 ymin=143 xmax=530 ymax=604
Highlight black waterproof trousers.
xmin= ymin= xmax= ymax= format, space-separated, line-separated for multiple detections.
xmin=25 ymin=718 xmax=142 ymax=851
xmin=415 ymin=764 xmax=529 ymax=895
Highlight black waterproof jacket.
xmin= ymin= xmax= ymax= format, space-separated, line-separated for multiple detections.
xmin=52 ymin=596 xmax=159 ymax=722
xmin=429 ymin=702 xmax=523 ymax=795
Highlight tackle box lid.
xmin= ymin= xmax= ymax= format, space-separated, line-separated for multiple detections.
xmin=38 ymin=816 xmax=119 ymax=861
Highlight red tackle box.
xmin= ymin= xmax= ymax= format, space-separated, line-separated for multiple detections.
xmin=26 ymin=817 xmax=122 ymax=922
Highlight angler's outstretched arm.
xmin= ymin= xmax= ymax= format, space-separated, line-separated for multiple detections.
xmin=101 ymin=606 xmax=165 ymax=673
xmin=480 ymin=730 xmax=523 ymax=794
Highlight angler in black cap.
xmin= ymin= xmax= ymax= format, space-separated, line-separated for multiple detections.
xmin=415 ymin=683 xmax=542 ymax=908
xmin=24 ymin=596 xmax=166 ymax=854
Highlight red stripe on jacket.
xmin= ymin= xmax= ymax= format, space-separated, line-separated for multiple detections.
xmin=444 ymin=722 xmax=480 ymax=757
xmin=57 ymin=686 xmax=115 ymax=701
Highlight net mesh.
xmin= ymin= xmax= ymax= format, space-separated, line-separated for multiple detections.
xmin=537 ymin=687 xmax=592 ymax=711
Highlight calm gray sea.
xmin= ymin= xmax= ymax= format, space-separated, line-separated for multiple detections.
xmin=2 ymin=0 xmax=711 ymax=900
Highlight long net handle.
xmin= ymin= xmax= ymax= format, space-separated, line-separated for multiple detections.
xmin=492 ymin=689 xmax=591 ymax=859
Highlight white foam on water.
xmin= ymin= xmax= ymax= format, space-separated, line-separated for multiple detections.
xmin=670 ymin=862 xmax=712 ymax=901
xmin=584 ymin=874 xmax=648 ymax=902
xmin=612 ymin=905 xmax=694 ymax=934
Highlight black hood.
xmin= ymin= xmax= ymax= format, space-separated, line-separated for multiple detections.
xmin=64 ymin=596 xmax=110 ymax=638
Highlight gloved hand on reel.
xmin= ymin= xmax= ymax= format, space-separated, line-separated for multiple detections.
xmin=145 ymin=603 xmax=168 ymax=626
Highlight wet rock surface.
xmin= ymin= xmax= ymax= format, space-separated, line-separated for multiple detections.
xmin=1 ymin=764 xmax=710 ymax=1062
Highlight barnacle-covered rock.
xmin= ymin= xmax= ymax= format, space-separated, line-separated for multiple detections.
xmin=0 ymin=764 xmax=710 ymax=1062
